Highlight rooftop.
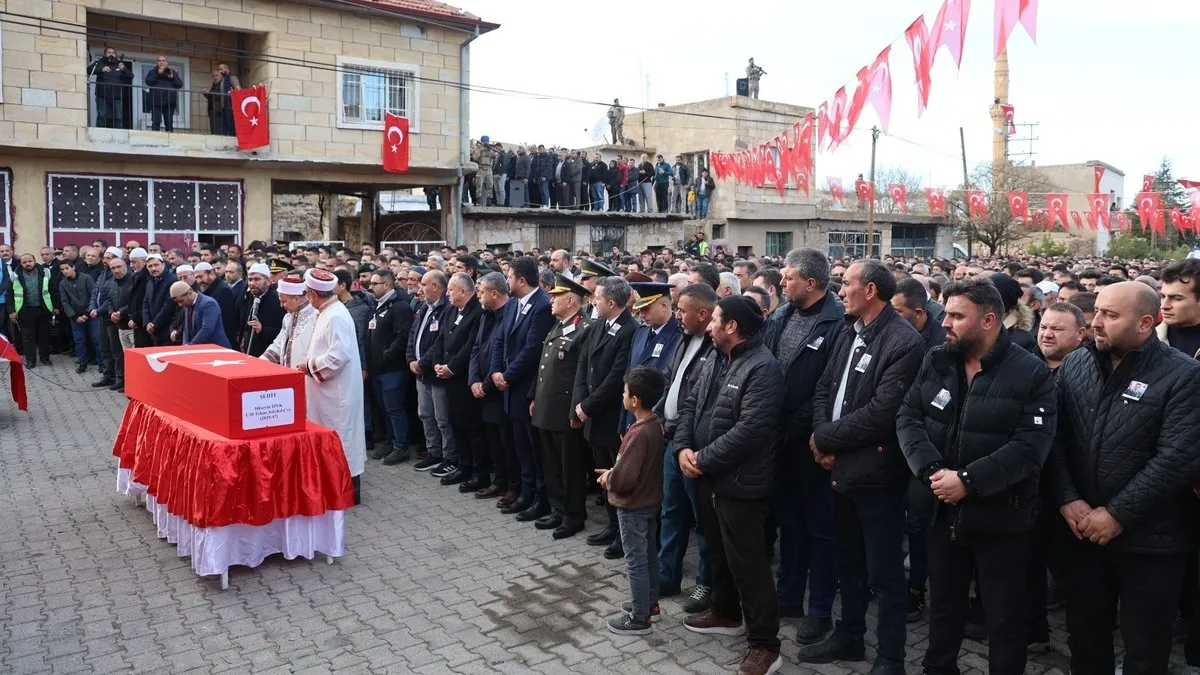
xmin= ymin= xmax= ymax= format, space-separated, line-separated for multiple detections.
xmin=315 ymin=0 xmax=499 ymax=31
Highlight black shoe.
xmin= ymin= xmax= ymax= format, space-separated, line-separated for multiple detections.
xmin=603 ymin=541 xmax=624 ymax=559
xmin=75 ymin=364 xmax=87 ymax=374
xmin=778 ymin=604 xmax=805 ymax=619
xmin=552 ymin=522 xmax=585 ymax=539
xmin=413 ymin=456 xmax=440 ymax=472
xmin=868 ymin=665 xmax=905 ymax=675
xmin=681 ymin=585 xmax=713 ymax=614
xmin=534 ymin=514 xmax=563 ymax=530
xmin=587 ymin=525 xmax=618 ymax=546
xmin=370 ymin=444 xmax=390 ymax=460
xmin=382 ymin=448 xmax=410 ymax=465
xmin=92 ymin=378 xmax=114 ymax=388
xmin=431 ymin=462 xmax=456 ymax=478
xmin=621 ymin=601 xmax=660 ymax=621
xmin=110 ymin=382 xmax=124 ymax=392
xmin=39 ymin=359 xmax=51 ymax=366
xmin=658 ymin=584 xmax=682 ymax=598
xmin=607 ymin=614 xmax=652 ymax=636
xmin=500 ymin=498 xmax=531 ymax=515
xmin=796 ymin=633 xmax=865 ymax=664
xmin=460 ymin=477 xmax=489 ymax=493
xmin=516 ymin=502 xmax=550 ymax=522
xmin=795 ymin=615 xmax=833 ymax=645
xmin=439 ymin=468 xmax=469 ymax=485
xmin=906 ymin=587 xmax=926 ymax=623
xmin=593 ymin=493 xmax=606 ymax=506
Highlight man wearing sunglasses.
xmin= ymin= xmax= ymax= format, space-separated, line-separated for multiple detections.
xmin=170 ymin=281 xmax=229 ymax=348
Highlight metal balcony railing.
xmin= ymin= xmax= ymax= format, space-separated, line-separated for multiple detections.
xmin=87 ymin=80 xmax=241 ymax=136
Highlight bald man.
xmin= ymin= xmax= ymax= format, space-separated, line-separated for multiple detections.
xmin=1045 ymin=281 xmax=1200 ymax=675
xmin=170 ymin=280 xmax=230 ymax=347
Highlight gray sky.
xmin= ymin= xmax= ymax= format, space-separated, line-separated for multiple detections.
xmin=457 ymin=0 xmax=1200 ymax=199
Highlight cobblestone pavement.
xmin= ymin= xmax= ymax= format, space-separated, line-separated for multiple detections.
xmin=0 ymin=359 xmax=1183 ymax=673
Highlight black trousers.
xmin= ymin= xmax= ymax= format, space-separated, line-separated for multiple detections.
xmin=1060 ymin=537 xmax=1186 ymax=675
xmin=593 ymin=442 xmax=619 ymax=527
xmin=699 ymin=478 xmax=781 ymax=652
xmin=102 ymin=322 xmax=123 ymax=381
xmin=510 ymin=401 xmax=545 ymax=504
xmin=484 ymin=421 xmax=518 ymax=492
xmin=134 ymin=326 xmax=153 ymax=348
xmin=654 ymin=183 xmax=669 ymax=212
xmin=17 ymin=306 xmax=50 ymax=364
xmin=924 ymin=522 xmax=1031 ymax=675
xmin=539 ymin=427 xmax=587 ymax=525
xmin=451 ymin=420 xmax=488 ymax=479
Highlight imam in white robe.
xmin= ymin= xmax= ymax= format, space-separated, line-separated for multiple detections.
xmin=301 ymin=298 xmax=366 ymax=478
xmin=259 ymin=303 xmax=316 ymax=369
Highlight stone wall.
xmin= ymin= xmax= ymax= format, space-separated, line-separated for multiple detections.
xmin=272 ymin=193 xmax=326 ymax=241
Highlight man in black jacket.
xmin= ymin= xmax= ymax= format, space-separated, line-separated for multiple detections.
xmin=897 ymin=277 xmax=1056 ymax=675
xmin=675 ymin=295 xmax=784 ymax=675
xmin=239 ymin=264 xmax=284 ymax=358
xmin=103 ymin=257 xmax=133 ymax=392
xmin=123 ymin=249 xmax=153 ymax=348
xmin=366 ymin=269 xmax=414 ymax=465
xmin=195 ymin=262 xmax=239 ymax=349
xmin=761 ymin=248 xmax=844 ymax=645
xmin=88 ymin=47 xmax=133 ymax=129
xmin=470 ymin=272 xmax=519 ymax=501
xmin=1046 ymin=281 xmax=1200 ymax=675
xmin=408 ymin=270 xmax=453 ymax=473
xmin=893 ymin=277 xmax=945 ymax=352
xmin=799 ymin=259 xmax=923 ymax=675
xmin=426 ymin=272 xmax=485 ymax=486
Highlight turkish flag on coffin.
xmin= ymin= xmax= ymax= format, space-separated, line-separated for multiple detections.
xmin=382 ymin=112 xmax=410 ymax=173
xmin=231 ymin=85 xmax=270 ymax=151
xmin=0 ymin=332 xmax=27 ymax=411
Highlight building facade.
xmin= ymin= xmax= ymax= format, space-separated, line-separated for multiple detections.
xmin=0 ymin=0 xmax=496 ymax=252
xmin=1030 ymin=160 xmax=1125 ymax=254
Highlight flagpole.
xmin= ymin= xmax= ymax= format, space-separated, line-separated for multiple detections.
xmin=867 ymin=126 xmax=880 ymax=259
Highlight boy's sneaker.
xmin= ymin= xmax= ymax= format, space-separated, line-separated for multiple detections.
xmin=681 ymin=585 xmax=712 ymax=613
xmin=607 ymin=614 xmax=652 ymax=636
xmin=621 ymin=601 xmax=660 ymax=621
xmin=906 ymin=587 xmax=925 ymax=623
xmin=413 ymin=456 xmax=440 ymax=472
xmin=684 ymin=610 xmax=745 ymax=636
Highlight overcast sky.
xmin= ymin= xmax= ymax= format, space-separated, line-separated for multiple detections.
xmin=455 ymin=0 xmax=1200 ymax=199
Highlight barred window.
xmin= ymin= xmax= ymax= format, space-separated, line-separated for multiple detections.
xmin=337 ymin=57 xmax=419 ymax=131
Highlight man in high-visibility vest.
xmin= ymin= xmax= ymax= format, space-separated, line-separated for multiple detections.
xmin=8 ymin=253 xmax=55 ymax=367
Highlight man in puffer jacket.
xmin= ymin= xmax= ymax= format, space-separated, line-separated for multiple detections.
xmin=1045 ymin=281 xmax=1200 ymax=675
xmin=674 ymin=295 xmax=785 ymax=675
xmin=897 ymin=277 xmax=1056 ymax=675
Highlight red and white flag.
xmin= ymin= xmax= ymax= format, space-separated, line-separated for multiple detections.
xmin=828 ymin=177 xmax=845 ymax=206
xmin=0 ymin=332 xmax=27 ymax=412
xmin=1000 ymin=105 xmax=1016 ymax=136
xmin=1171 ymin=206 xmax=1190 ymax=233
xmin=927 ymin=187 xmax=946 ymax=216
xmin=888 ymin=183 xmax=908 ymax=213
xmin=856 ymin=179 xmax=875 ymax=207
xmin=1007 ymin=191 xmax=1029 ymax=221
xmin=231 ymin=85 xmax=270 ymax=151
xmin=382 ymin=112 xmax=410 ymax=174
xmin=1088 ymin=193 xmax=1111 ymax=233
xmin=905 ymin=16 xmax=934 ymax=116
xmin=1046 ymin=193 xmax=1068 ymax=229
xmin=994 ymin=0 xmax=1038 ymax=58
xmin=1136 ymin=192 xmax=1163 ymax=234
xmin=930 ymin=0 xmax=971 ymax=68
xmin=1070 ymin=211 xmax=1084 ymax=230
xmin=853 ymin=47 xmax=894 ymax=133
xmin=1093 ymin=165 xmax=1106 ymax=193
xmin=1142 ymin=174 xmax=1156 ymax=191
xmin=967 ymin=190 xmax=987 ymax=220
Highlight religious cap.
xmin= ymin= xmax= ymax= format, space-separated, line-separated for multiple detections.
xmin=630 ymin=282 xmax=674 ymax=311
xmin=147 ymin=253 xmax=164 ymax=261
xmin=104 ymin=246 xmax=124 ymax=259
xmin=269 ymin=258 xmax=290 ymax=274
xmin=168 ymin=281 xmax=193 ymax=299
xmin=193 ymin=262 xmax=214 ymax=272
xmin=277 ymin=274 xmax=305 ymax=296
xmin=624 ymin=271 xmax=653 ymax=283
xmin=304 ymin=268 xmax=337 ymax=292
xmin=175 ymin=264 xmax=194 ymax=274
xmin=1036 ymin=279 xmax=1060 ymax=294
xmin=547 ymin=273 xmax=590 ymax=297
xmin=129 ymin=247 xmax=148 ymax=260
xmin=716 ymin=296 xmax=766 ymax=337
xmin=579 ymin=259 xmax=616 ymax=279
xmin=248 ymin=263 xmax=270 ymax=278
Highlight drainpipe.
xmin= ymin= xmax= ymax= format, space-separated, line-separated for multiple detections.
xmin=456 ymin=26 xmax=482 ymax=247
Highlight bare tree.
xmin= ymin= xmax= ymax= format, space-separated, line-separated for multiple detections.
xmin=873 ymin=166 xmax=925 ymax=215
xmin=947 ymin=162 xmax=1062 ymax=256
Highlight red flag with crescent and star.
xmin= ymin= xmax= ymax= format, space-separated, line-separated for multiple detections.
xmin=1045 ymin=193 xmax=1068 ymax=229
xmin=828 ymin=177 xmax=845 ymax=206
xmin=1000 ymin=105 xmax=1016 ymax=136
xmin=927 ymin=188 xmax=946 ymax=216
xmin=382 ymin=112 xmax=410 ymax=173
xmin=1142 ymin=175 xmax=1156 ymax=192
xmin=1136 ymin=192 xmax=1163 ymax=234
xmin=904 ymin=16 xmax=934 ymax=116
xmin=856 ymin=179 xmax=875 ymax=207
xmin=966 ymin=190 xmax=987 ymax=220
xmin=0 ymin=332 xmax=27 ymax=411
xmin=1115 ymin=210 xmax=1129 ymax=233
xmin=1093 ymin=166 xmax=1105 ymax=192
xmin=888 ymin=183 xmax=908 ymax=213
xmin=1188 ymin=188 xmax=1200 ymax=232
xmin=1179 ymin=179 xmax=1200 ymax=192
xmin=1171 ymin=206 xmax=1189 ymax=233
xmin=994 ymin=0 xmax=1038 ymax=58
xmin=1007 ymin=191 xmax=1029 ymax=221
xmin=231 ymin=85 xmax=270 ymax=151
xmin=1070 ymin=211 xmax=1084 ymax=230
xmin=1088 ymin=193 xmax=1111 ymax=233
xmin=930 ymin=0 xmax=971 ymax=68
xmin=852 ymin=47 xmax=894 ymax=133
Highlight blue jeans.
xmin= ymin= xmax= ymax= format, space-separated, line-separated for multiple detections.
xmin=697 ymin=195 xmax=710 ymax=218
xmin=659 ymin=441 xmax=710 ymax=589
xmin=589 ymin=182 xmax=606 ymax=211
xmin=835 ymin=486 xmax=908 ymax=669
xmin=772 ymin=468 xmax=836 ymax=617
xmin=622 ymin=188 xmax=636 ymax=212
xmin=71 ymin=318 xmax=103 ymax=367
xmin=619 ymin=505 xmax=660 ymax=622
xmin=538 ymin=179 xmax=550 ymax=205
xmin=372 ymin=370 xmax=410 ymax=451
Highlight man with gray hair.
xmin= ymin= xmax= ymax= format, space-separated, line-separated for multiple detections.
xmin=717 ymin=271 xmax=741 ymax=298
xmin=426 ymin=272 xmax=486 ymax=487
xmin=471 ymin=271 xmax=521 ymax=502
xmin=408 ymin=270 xmax=455 ymax=475
xmin=762 ymin=248 xmax=845 ymax=645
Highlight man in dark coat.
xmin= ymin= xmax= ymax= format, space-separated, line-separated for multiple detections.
xmin=144 ymin=55 xmax=183 ymax=132
xmin=88 ymin=47 xmax=132 ymax=129
xmin=529 ymin=273 xmax=593 ymax=539
xmin=365 ymin=268 xmax=414 ymax=465
xmin=1046 ymin=281 xmax=1200 ymax=675
xmin=799 ymin=259 xmax=923 ymax=675
xmin=573 ymin=275 xmax=637 ymax=558
xmin=140 ymin=255 xmax=176 ymax=346
xmin=196 ymin=262 xmax=239 ymax=350
xmin=470 ymin=272 xmax=519 ymax=501
xmin=675 ymin=295 xmax=785 ymax=675
xmin=618 ymin=281 xmax=681 ymax=434
xmin=897 ymin=277 xmax=1056 ymax=675
xmin=425 ymin=272 xmax=485 ymax=487
xmin=122 ymin=249 xmax=152 ymax=348
xmin=239 ymin=263 xmax=283 ymax=358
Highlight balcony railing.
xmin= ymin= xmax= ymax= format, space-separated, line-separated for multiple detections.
xmin=87 ymin=81 xmax=239 ymax=136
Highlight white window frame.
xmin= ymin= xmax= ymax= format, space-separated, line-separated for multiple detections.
xmin=336 ymin=56 xmax=420 ymax=133
xmin=46 ymin=173 xmax=242 ymax=247
xmin=86 ymin=48 xmax=193 ymax=131
xmin=0 ymin=169 xmax=10 ymax=245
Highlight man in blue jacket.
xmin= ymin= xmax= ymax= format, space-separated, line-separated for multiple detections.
xmin=171 ymin=281 xmax=230 ymax=348
xmin=141 ymin=254 xmax=177 ymax=346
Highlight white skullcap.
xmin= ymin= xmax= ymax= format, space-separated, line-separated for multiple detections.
xmin=277 ymin=275 xmax=306 ymax=296
xmin=129 ymin=248 xmax=149 ymax=260
xmin=147 ymin=253 xmax=163 ymax=261
xmin=248 ymin=263 xmax=270 ymax=278
xmin=175 ymin=264 xmax=194 ymax=274
xmin=193 ymin=262 xmax=214 ymax=272
xmin=304 ymin=268 xmax=337 ymax=292
xmin=105 ymin=246 xmax=123 ymax=259
xmin=1036 ymin=280 xmax=1060 ymax=294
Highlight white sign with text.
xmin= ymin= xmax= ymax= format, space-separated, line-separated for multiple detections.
xmin=241 ymin=388 xmax=296 ymax=430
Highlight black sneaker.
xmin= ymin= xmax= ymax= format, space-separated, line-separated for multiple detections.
xmin=370 ymin=445 xmax=390 ymax=460
xmin=75 ymin=364 xmax=87 ymax=374
xmin=906 ymin=587 xmax=926 ymax=623
xmin=796 ymin=632 xmax=865 ymax=664
xmin=681 ymin=585 xmax=712 ymax=614
xmin=431 ymin=462 xmax=456 ymax=478
xmin=607 ymin=614 xmax=652 ymax=636
xmin=413 ymin=456 xmax=440 ymax=472
xmin=621 ymin=601 xmax=660 ymax=621
xmin=382 ymin=448 xmax=410 ymax=465
xmin=92 ymin=378 xmax=115 ymax=388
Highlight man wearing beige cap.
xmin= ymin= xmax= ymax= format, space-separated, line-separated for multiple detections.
xmin=169 ymin=280 xmax=230 ymax=348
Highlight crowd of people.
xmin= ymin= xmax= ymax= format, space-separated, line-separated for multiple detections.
xmin=4 ymin=235 xmax=1200 ymax=675
xmin=465 ymin=140 xmax=716 ymax=217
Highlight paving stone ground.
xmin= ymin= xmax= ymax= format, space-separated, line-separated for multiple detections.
xmin=0 ymin=358 xmax=1187 ymax=673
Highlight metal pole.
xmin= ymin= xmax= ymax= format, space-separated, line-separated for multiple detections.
xmin=867 ymin=126 xmax=880 ymax=258
xmin=960 ymin=126 xmax=972 ymax=257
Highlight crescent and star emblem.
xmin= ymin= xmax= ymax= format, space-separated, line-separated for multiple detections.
xmin=240 ymin=95 xmax=261 ymax=127
xmin=386 ymin=126 xmax=404 ymax=153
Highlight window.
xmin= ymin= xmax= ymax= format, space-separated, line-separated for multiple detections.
xmin=890 ymin=225 xmax=936 ymax=258
xmin=711 ymin=223 xmax=726 ymax=239
xmin=827 ymin=231 xmax=881 ymax=259
xmin=47 ymin=173 xmax=241 ymax=247
xmin=589 ymin=224 xmax=626 ymax=255
xmin=337 ymin=56 xmax=420 ymax=132
xmin=765 ymin=231 xmax=792 ymax=256
xmin=0 ymin=168 xmax=10 ymax=244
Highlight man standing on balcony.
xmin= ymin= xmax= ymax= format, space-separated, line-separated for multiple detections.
xmin=88 ymin=48 xmax=132 ymax=130
xmin=218 ymin=63 xmax=240 ymax=137
xmin=145 ymin=56 xmax=182 ymax=132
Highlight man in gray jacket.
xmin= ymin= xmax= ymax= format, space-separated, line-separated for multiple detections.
xmin=58 ymin=260 xmax=101 ymax=374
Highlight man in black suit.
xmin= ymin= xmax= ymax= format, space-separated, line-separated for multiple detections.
xmin=409 ymin=270 xmax=454 ymax=474
xmin=426 ymin=272 xmax=486 ymax=487
xmin=239 ymin=262 xmax=283 ymax=357
xmin=471 ymin=272 xmax=520 ymax=503
xmin=195 ymin=262 xmax=239 ymax=349
xmin=573 ymin=274 xmax=638 ymax=559
xmin=489 ymin=256 xmax=555 ymax=521
xmin=530 ymin=273 xmax=594 ymax=539
xmin=619 ymin=281 xmax=682 ymax=434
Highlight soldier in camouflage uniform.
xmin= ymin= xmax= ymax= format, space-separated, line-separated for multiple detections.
xmin=472 ymin=136 xmax=497 ymax=206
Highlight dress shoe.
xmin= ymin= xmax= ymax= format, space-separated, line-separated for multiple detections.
xmin=587 ymin=525 xmax=618 ymax=547
xmin=500 ymin=499 xmax=531 ymax=515
xmin=796 ymin=632 xmax=865 ymax=664
xmin=459 ymin=477 xmax=487 ymax=493
xmin=40 ymin=359 xmax=51 ymax=366
xmin=476 ymin=485 xmax=506 ymax=500
xmin=496 ymin=490 xmax=519 ymax=507
xmin=382 ymin=448 xmax=410 ymax=465
xmin=439 ymin=468 xmax=469 ymax=485
xmin=795 ymin=615 xmax=833 ymax=645
xmin=110 ymin=382 xmax=124 ymax=392
xmin=737 ymin=648 xmax=782 ymax=675
xmin=370 ymin=444 xmax=390 ymax=460
xmin=75 ymin=364 xmax=87 ymax=374
xmin=603 ymin=541 xmax=624 ymax=559
xmin=683 ymin=610 xmax=745 ymax=636
xmin=515 ymin=502 xmax=550 ymax=522
xmin=552 ymin=522 xmax=585 ymax=539
xmin=534 ymin=514 xmax=562 ymax=530
xmin=92 ymin=378 xmax=114 ymax=388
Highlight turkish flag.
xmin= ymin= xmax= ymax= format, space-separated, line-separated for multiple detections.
xmin=231 ymin=85 xmax=270 ymax=151
xmin=828 ymin=177 xmax=845 ymax=206
xmin=382 ymin=112 xmax=410 ymax=173
xmin=1187 ymin=188 xmax=1200 ymax=232
xmin=905 ymin=16 xmax=934 ymax=116
xmin=1179 ymin=179 xmax=1200 ymax=191
xmin=0 ymin=332 xmax=27 ymax=412
xmin=852 ymin=47 xmax=893 ymax=133
xmin=966 ymin=190 xmax=987 ymax=220
xmin=856 ymin=179 xmax=875 ymax=207
xmin=927 ymin=188 xmax=946 ymax=216
xmin=1143 ymin=174 xmax=1156 ymax=191
xmin=793 ymin=116 xmax=814 ymax=194
xmin=888 ymin=183 xmax=908 ymax=213
xmin=1171 ymin=207 xmax=1189 ymax=233
xmin=1070 ymin=211 xmax=1084 ymax=230
xmin=1136 ymin=192 xmax=1162 ymax=234
xmin=931 ymin=0 xmax=971 ymax=68
xmin=1093 ymin=166 xmax=1106 ymax=193
xmin=1115 ymin=211 xmax=1129 ymax=232
xmin=1046 ymin=192 xmax=1068 ymax=229
xmin=995 ymin=0 xmax=1038 ymax=58
xmin=1007 ymin=191 xmax=1029 ymax=221
xmin=1000 ymin=105 xmax=1016 ymax=136
xmin=817 ymin=87 xmax=854 ymax=153
xmin=1088 ymin=193 xmax=1111 ymax=232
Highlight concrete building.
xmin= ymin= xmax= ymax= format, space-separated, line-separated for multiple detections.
xmin=1029 ymin=160 xmax=1124 ymax=254
xmin=0 ymin=0 xmax=496 ymax=252
xmin=461 ymin=207 xmax=686 ymax=255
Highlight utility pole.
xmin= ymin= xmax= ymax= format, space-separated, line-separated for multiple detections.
xmin=867 ymin=125 xmax=881 ymax=258
xmin=960 ymin=126 xmax=972 ymax=257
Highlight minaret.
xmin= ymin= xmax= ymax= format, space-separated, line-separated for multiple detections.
xmin=990 ymin=47 xmax=1010 ymax=189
